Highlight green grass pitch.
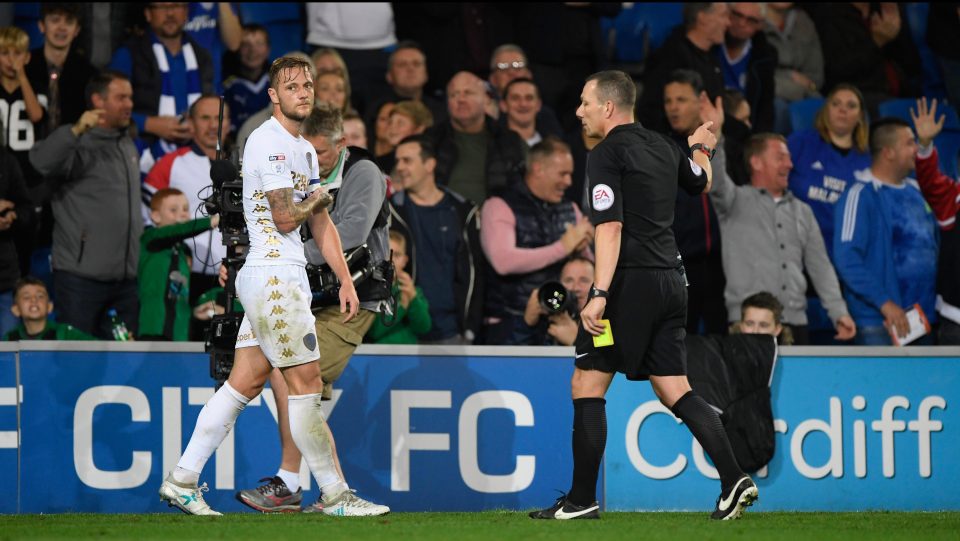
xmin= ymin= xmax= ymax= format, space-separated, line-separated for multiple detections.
xmin=2 ymin=512 xmax=960 ymax=541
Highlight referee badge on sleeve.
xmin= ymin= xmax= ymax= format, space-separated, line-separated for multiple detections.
xmin=592 ymin=184 xmax=614 ymax=211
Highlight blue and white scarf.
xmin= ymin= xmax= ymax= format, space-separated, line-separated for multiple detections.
xmin=152 ymin=39 xmax=202 ymax=154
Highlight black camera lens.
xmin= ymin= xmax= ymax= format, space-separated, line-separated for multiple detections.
xmin=538 ymin=281 xmax=568 ymax=314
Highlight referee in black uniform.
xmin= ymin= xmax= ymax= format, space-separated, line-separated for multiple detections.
xmin=530 ymin=70 xmax=757 ymax=521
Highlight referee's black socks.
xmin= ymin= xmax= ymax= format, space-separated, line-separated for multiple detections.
xmin=671 ymin=391 xmax=744 ymax=491
xmin=568 ymin=397 xmax=607 ymax=507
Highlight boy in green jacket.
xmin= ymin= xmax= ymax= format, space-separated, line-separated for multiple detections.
xmin=3 ymin=277 xmax=95 ymax=340
xmin=139 ymin=188 xmax=219 ymax=340
xmin=368 ymin=231 xmax=431 ymax=344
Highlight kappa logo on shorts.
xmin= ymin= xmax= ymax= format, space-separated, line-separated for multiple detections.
xmin=592 ymin=184 xmax=614 ymax=211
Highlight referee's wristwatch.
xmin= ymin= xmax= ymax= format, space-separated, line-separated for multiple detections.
xmin=690 ymin=143 xmax=716 ymax=160
xmin=589 ymin=285 xmax=609 ymax=300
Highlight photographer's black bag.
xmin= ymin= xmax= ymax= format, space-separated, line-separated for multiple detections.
xmin=685 ymin=334 xmax=778 ymax=473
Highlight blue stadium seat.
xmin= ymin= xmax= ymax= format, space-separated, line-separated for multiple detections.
xmin=934 ymin=131 xmax=960 ymax=180
xmin=13 ymin=2 xmax=42 ymax=51
xmin=236 ymin=3 xmax=305 ymax=59
xmin=903 ymin=2 xmax=946 ymax=100
xmin=878 ymin=98 xmax=960 ymax=131
xmin=789 ymin=98 xmax=824 ymax=133
xmin=602 ymin=3 xmax=684 ymax=65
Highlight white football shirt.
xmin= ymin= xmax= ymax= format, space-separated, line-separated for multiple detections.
xmin=241 ymin=116 xmax=319 ymax=267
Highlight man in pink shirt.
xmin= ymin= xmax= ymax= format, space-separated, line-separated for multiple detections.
xmin=479 ymin=137 xmax=593 ymax=344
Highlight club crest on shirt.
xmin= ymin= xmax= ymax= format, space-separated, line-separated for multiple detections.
xmin=592 ymin=184 xmax=614 ymax=211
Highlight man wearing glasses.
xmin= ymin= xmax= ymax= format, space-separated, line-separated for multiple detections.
xmin=109 ymin=2 xmax=215 ymax=164
xmin=488 ymin=44 xmax=563 ymax=140
xmin=716 ymin=2 xmax=777 ymax=132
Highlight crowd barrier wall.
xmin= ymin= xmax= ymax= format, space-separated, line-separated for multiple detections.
xmin=0 ymin=343 xmax=956 ymax=513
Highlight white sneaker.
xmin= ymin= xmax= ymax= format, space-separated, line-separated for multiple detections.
xmin=159 ymin=474 xmax=222 ymax=516
xmin=321 ymin=489 xmax=390 ymax=516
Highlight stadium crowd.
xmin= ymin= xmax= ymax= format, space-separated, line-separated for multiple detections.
xmin=1 ymin=2 xmax=959 ymax=347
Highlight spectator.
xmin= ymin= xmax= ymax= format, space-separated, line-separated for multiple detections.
xmin=109 ymin=2 xmax=215 ymax=164
xmin=29 ymin=71 xmax=142 ymax=339
xmin=788 ymin=84 xmax=871 ymax=260
xmin=183 ymin=2 xmax=241 ymax=93
xmin=786 ymin=85 xmax=871 ymax=344
xmin=716 ymin=2 xmax=777 ymax=132
xmin=367 ymin=41 xmax=446 ymax=130
xmin=379 ymin=100 xmax=433 ymax=175
xmin=0 ymin=26 xmax=46 ymax=277
xmin=390 ymin=135 xmax=484 ymax=344
xmin=732 ymin=291 xmax=792 ymax=345
xmin=25 ymin=3 xmax=97 ymax=133
xmin=927 ymin=4 xmax=960 ymax=108
xmin=0 ymin=148 xmax=31 ymax=338
xmin=834 ymin=118 xmax=939 ymax=345
xmin=223 ymin=24 xmax=271 ymax=136
xmin=371 ymin=100 xmax=395 ymax=161
xmin=479 ymin=137 xmax=592 ymax=344
xmin=143 ymin=94 xmax=229 ymax=314
xmin=315 ymin=70 xmax=351 ymax=114
xmin=3 ymin=276 xmax=94 ymax=341
xmin=661 ymin=70 xmax=728 ymax=335
xmin=139 ymin=188 xmax=218 ymax=341
xmin=710 ymin=133 xmax=856 ymax=344
xmin=305 ymin=2 xmax=396 ymax=116
xmin=763 ymin=2 xmax=823 ymax=134
xmin=522 ymin=256 xmax=594 ymax=346
xmin=366 ymin=230 xmax=432 ymax=344
xmin=487 ymin=44 xmax=564 ymax=135
xmin=501 ymin=78 xmax=564 ymax=147
xmin=911 ymin=98 xmax=960 ymax=345
xmin=805 ymin=3 xmax=921 ymax=116
xmin=343 ymin=111 xmax=367 ymax=150
xmin=0 ymin=27 xmax=45 ymax=154
xmin=427 ymin=71 xmax=526 ymax=205
xmin=639 ymin=2 xmax=729 ymax=134
xmin=392 ymin=4 xmax=513 ymax=95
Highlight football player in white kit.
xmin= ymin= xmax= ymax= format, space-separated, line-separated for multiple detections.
xmin=159 ymin=56 xmax=386 ymax=516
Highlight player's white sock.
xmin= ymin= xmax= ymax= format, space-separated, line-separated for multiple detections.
xmin=175 ymin=381 xmax=250 ymax=481
xmin=276 ymin=468 xmax=301 ymax=493
xmin=288 ymin=393 xmax=347 ymax=495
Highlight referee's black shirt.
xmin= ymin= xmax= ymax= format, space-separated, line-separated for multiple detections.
xmin=585 ymin=122 xmax=708 ymax=269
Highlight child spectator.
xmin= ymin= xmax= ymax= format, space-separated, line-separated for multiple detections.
xmin=222 ymin=24 xmax=271 ymax=136
xmin=367 ymin=230 xmax=431 ymax=344
xmin=139 ymin=188 xmax=218 ymax=341
xmin=3 ymin=276 xmax=94 ymax=341
xmin=730 ymin=291 xmax=793 ymax=345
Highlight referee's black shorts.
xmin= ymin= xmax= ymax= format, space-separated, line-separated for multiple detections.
xmin=574 ymin=267 xmax=687 ymax=380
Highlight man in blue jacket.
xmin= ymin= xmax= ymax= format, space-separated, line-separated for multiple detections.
xmin=834 ymin=118 xmax=939 ymax=345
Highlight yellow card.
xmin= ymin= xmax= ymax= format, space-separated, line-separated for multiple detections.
xmin=592 ymin=319 xmax=614 ymax=347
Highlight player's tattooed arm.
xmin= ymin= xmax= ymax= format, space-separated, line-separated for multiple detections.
xmin=265 ymin=188 xmax=333 ymax=233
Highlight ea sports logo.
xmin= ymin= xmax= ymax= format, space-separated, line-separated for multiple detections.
xmin=592 ymin=184 xmax=614 ymax=211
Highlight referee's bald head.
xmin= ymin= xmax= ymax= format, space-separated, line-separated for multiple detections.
xmin=585 ymin=70 xmax=636 ymax=111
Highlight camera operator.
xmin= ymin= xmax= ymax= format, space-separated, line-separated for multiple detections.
xmin=234 ymin=102 xmax=393 ymax=513
xmin=523 ymin=256 xmax=594 ymax=345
